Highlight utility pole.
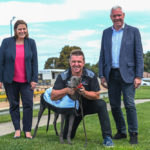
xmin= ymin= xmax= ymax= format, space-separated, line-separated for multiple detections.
xmin=10 ymin=16 xmax=16 ymax=36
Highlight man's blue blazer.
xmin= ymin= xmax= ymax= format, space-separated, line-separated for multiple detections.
xmin=99 ymin=24 xmax=144 ymax=83
xmin=0 ymin=37 xmax=38 ymax=83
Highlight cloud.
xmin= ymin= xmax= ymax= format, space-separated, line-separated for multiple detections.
xmin=35 ymin=29 xmax=97 ymax=46
xmin=0 ymin=0 xmax=150 ymax=25
xmin=86 ymin=40 xmax=100 ymax=48
xmin=0 ymin=1 xmax=80 ymax=25
xmin=66 ymin=29 xmax=96 ymax=40
xmin=1 ymin=0 xmax=150 ymax=69
xmin=143 ymin=39 xmax=150 ymax=53
xmin=136 ymin=25 xmax=149 ymax=30
xmin=140 ymin=32 xmax=150 ymax=52
xmin=66 ymin=0 xmax=150 ymax=12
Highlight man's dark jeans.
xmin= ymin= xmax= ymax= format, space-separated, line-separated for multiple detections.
xmin=63 ymin=99 xmax=112 ymax=139
xmin=108 ymin=69 xmax=138 ymax=134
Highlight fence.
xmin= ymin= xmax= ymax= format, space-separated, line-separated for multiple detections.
xmin=0 ymin=90 xmax=45 ymax=102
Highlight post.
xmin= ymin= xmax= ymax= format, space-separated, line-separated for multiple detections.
xmin=10 ymin=16 xmax=16 ymax=37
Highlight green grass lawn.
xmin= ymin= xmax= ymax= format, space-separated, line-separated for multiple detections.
xmin=0 ymin=102 xmax=150 ymax=150
xmin=135 ymin=86 xmax=150 ymax=99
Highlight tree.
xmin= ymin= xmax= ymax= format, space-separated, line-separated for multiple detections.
xmin=91 ymin=62 xmax=99 ymax=76
xmin=85 ymin=62 xmax=99 ymax=76
xmin=144 ymin=51 xmax=150 ymax=73
xmin=44 ymin=57 xmax=59 ymax=69
xmin=44 ymin=45 xmax=81 ymax=69
xmin=57 ymin=45 xmax=81 ymax=69
xmin=44 ymin=45 xmax=99 ymax=76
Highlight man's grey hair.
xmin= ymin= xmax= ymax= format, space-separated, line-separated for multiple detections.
xmin=110 ymin=5 xmax=124 ymax=15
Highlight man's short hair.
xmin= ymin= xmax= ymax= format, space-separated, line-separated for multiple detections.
xmin=69 ymin=49 xmax=85 ymax=61
xmin=110 ymin=5 xmax=124 ymax=15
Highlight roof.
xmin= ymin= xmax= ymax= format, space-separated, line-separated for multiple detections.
xmin=39 ymin=69 xmax=65 ymax=74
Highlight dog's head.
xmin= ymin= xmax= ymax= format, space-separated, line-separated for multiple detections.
xmin=68 ymin=76 xmax=82 ymax=89
xmin=67 ymin=76 xmax=82 ymax=100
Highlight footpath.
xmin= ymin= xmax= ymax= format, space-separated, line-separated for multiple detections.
xmin=0 ymin=99 xmax=150 ymax=136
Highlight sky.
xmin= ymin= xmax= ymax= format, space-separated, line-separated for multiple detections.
xmin=0 ymin=0 xmax=150 ymax=70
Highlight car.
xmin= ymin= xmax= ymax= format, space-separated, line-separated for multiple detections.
xmin=141 ymin=78 xmax=150 ymax=86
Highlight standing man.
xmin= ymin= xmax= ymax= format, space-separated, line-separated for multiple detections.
xmin=99 ymin=6 xmax=143 ymax=144
xmin=51 ymin=49 xmax=114 ymax=147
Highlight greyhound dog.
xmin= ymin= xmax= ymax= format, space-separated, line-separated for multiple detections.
xmin=33 ymin=76 xmax=84 ymax=145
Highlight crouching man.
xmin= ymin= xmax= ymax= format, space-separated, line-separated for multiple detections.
xmin=51 ymin=49 xmax=114 ymax=147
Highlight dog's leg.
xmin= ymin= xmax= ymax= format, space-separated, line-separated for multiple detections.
xmin=33 ymin=98 xmax=46 ymax=138
xmin=67 ymin=114 xmax=75 ymax=144
xmin=59 ymin=114 xmax=65 ymax=144
xmin=80 ymin=102 xmax=87 ymax=147
xmin=53 ymin=113 xmax=59 ymax=136
xmin=46 ymin=107 xmax=51 ymax=133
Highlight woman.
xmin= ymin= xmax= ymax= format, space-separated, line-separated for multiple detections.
xmin=0 ymin=20 xmax=38 ymax=139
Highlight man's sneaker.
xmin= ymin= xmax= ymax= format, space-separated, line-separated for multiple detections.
xmin=113 ymin=132 xmax=127 ymax=139
xmin=103 ymin=136 xmax=114 ymax=147
xmin=130 ymin=133 xmax=138 ymax=144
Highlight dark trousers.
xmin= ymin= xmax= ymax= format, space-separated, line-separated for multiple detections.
xmin=4 ymin=81 xmax=33 ymax=132
xmin=63 ymin=99 xmax=112 ymax=139
xmin=108 ymin=69 xmax=138 ymax=135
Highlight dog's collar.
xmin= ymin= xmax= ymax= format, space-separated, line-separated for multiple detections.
xmin=74 ymin=83 xmax=83 ymax=90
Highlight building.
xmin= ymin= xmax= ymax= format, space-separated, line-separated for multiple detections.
xmin=38 ymin=69 xmax=65 ymax=85
xmin=143 ymin=72 xmax=150 ymax=78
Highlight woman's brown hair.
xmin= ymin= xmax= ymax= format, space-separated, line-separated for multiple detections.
xmin=14 ymin=20 xmax=29 ymax=38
